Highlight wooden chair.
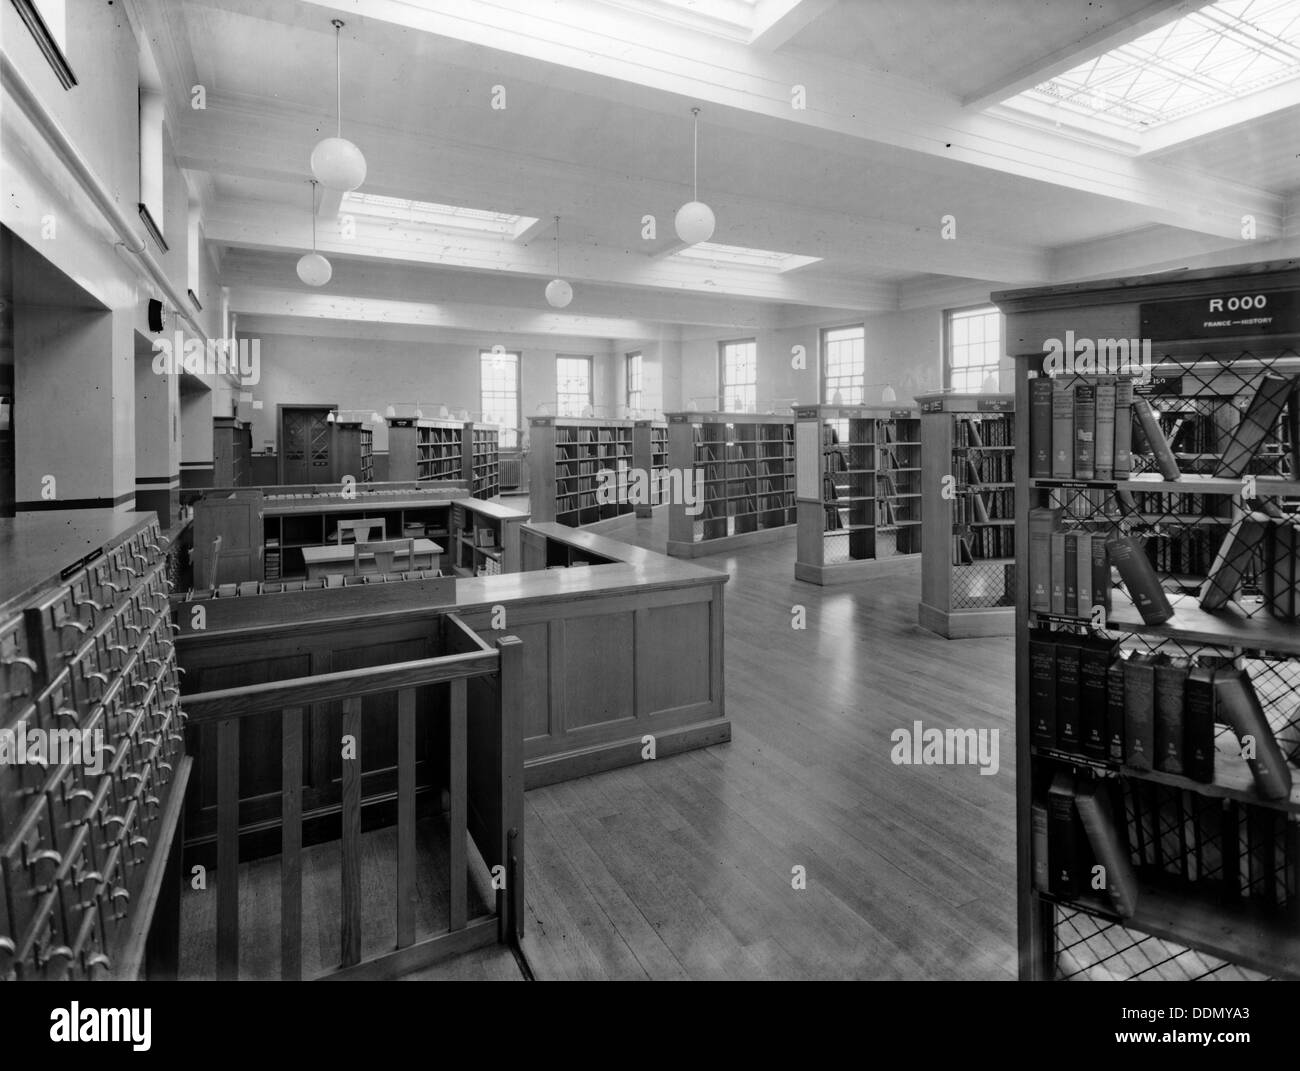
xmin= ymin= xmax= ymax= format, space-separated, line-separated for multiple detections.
xmin=336 ymin=518 xmax=385 ymax=545
xmin=353 ymin=538 xmax=416 ymax=576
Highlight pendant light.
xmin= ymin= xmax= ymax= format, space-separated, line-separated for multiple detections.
xmin=310 ymin=19 xmax=367 ymax=192
xmin=545 ymin=215 xmax=573 ymax=308
xmin=296 ymin=180 xmax=332 ymax=286
xmin=675 ymin=107 xmax=715 ymax=245
xmin=881 ymin=384 xmax=897 ymax=403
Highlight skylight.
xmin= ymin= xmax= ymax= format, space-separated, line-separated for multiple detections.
xmin=670 ymin=241 xmax=821 ymax=272
xmin=340 ymin=192 xmax=538 ymax=239
xmin=595 ymin=0 xmax=759 ymax=38
xmin=1005 ymin=0 xmax=1300 ymax=131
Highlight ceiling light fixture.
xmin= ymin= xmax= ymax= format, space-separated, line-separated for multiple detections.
xmin=545 ymin=215 xmax=573 ymax=308
xmin=296 ymin=180 xmax=332 ymax=286
xmin=310 ymin=19 xmax=367 ymax=192
xmin=675 ymin=107 xmax=715 ymax=245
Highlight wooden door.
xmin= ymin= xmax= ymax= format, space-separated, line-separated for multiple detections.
xmin=281 ymin=407 xmax=333 ymax=484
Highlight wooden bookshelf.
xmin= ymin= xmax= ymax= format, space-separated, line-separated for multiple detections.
xmin=467 ymin=422 xmax=501 ymax=499
xmin=632 ymin=419 xmax=669 ymax=518
xmin=387 ymin=417 xmax=464 ymax=483
xmin=333 ymin=420 xmax=374 ymax=485
xmin=448 ymin=498 xmax=529 ymax=576
xmin=997 ymin=259 xmax=1300 ymax=982
xmin=387 ymin=418 xmax=499 ymax=498
xmin=212 ymin=416 xmax=252 ymax=487
xmin=528 ymin=416 xmax=636 ymax=526
xmin=792 ymin=404 xmax=922 ymax=584
xmin=665 ymin=411 xmax=796 ymax=558
xmin=916 ymin=392 xmax=1016 ymax=637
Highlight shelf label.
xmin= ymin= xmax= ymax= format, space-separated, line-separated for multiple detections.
xmin=920 ymin=398 xmax=944 ymax=413
xmin=976 ymin=398 xmax=1012 ymax=412
xmin=1140 ymin=290 xmax=1300 ymax=341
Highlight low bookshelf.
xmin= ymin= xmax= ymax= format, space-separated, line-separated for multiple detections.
xmin=665 ymin=411 xmax=795 ymax=558
xmin=632 ymin=419 xmax=669 ymax=518
xmin=998 ymin=260 xmax=1300 ymax=982
xmin=528 ymin=416 xmax=635 ymax=526
xmin=793 ymin=404 xmax=922 ymax=584
xmin=917 ymin=392 xmax=1017 ymax=638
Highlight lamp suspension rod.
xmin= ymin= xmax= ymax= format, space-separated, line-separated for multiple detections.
xmin=691 ymin=107 xmax=700 ymax=202
xmin=333 ymin=18 xmax=344 ymax=137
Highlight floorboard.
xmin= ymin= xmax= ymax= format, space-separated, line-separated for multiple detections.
xmin=520 ymin=506 xmax=1019 ymax=980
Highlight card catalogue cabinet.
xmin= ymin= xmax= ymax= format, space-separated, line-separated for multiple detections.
xmin=0 ymin=510 xmax=190 ymax=980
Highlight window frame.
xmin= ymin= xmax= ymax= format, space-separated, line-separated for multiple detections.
xmin=556 ymin=354 xmax=594 ymax=418
xmin=625 ymin=351 xmax=643 ymax=415
xmin=820 ymin=323 xmax=866 ymax=407
xmin=944 ymin=304 xmax=1005 ymax=393
xmin=479 ymin=349 xmax=521 ymax=449
xmin=718 ymin=337 xmax=757 ymax=413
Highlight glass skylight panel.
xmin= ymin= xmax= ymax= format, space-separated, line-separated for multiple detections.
xmin=671 ymin=241 xmax=821 ymax=272
xmin=340 ymin=192 xmax=538 ymax=238
xmin=1006 ymin=0 xmax=1300 ymax=131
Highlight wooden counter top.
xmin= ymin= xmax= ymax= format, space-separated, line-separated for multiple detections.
xmin=174 ymin=525 xmax=726 ymax=644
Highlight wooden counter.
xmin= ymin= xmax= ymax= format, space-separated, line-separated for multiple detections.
xmin=175 ymin=524 xmax=729 ymax=805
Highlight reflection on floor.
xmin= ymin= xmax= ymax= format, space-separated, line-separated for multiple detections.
xmin=520 ymin=507 xmax=1019 ymax=980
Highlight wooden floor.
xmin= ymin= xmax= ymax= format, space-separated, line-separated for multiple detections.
xmin=179 ymin=816 xmax=523 ymax=980
xmin=519 ymin=507 xmax=1019 ymax=980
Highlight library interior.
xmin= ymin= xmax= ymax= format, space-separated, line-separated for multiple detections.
xmin=0 ymin=0 xmax=1298 ymax=984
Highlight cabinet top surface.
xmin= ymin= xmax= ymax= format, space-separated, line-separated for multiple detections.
xmin=0 ymin=509 xmax=156 ymax=615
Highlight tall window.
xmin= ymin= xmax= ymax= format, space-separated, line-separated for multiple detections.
xmin=719 ymin=339 xmax=757 ymax=412
xmin=947 ymin=305 xmax=1003 ymax=392
xmin=626 ymin=351 xmax=643 ymax=414
xmin=480 ymin=350 xmax=520 ymax=448
xmin=556 ymin=355 xmax=593 ymax=418
xmin=822 ymin=325 xmax=865 ymax=405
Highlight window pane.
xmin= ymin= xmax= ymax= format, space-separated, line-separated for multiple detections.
xmin=946 ymin=307 xmax=1002 ymax=393
xmin=480 ymin=350 xmax=519 ymax=448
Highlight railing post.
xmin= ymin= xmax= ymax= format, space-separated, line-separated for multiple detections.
xmin=281 ymin=707 xmax=303 ymax=981
xmin=340 ymin=697 xmax=362 ymax=968
xmin=449 ymin=677 xmax=468 ymax=931
xmin=495 ymin=636 xmax=524 ymax=943
xmin=216 ymin=718 xmax=239 ymax=980
xmin=396 ymin=688 xmax=417 ymax=949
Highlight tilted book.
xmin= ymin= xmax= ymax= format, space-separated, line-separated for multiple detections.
xmin=1215 ymin=373 xmax=1297 ymax=479
xmin=1132 ymin=396 xmax=1182 ymax=481
xmin=1215 ymin=667 xmax=1293 ymax=800
xmin=1106 ymin=534 xmax=1174 ymax=625
xmin=1199 ymin=512 xmax=1271 ymax=611
xmin=1075 ymin=779 xmax=1140 ymax=917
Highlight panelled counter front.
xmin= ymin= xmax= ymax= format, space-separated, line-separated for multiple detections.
xmin=174 ymin=522 xmax=730 ymax=837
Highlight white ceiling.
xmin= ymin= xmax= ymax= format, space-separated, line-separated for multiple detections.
xmin=133 ymin=0 xmax=1300 ymax=342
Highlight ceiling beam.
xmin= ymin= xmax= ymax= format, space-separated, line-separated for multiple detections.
xmin=749 ymin=0 xmax=837 ymax=51
xmin=960 ymin=0 xmax=1202 ymax=111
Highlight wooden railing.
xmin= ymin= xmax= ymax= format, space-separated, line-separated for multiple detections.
xmin=180 ymin=613 xmax=523 ymax=980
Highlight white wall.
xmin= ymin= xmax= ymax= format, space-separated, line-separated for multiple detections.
xmin=248 ymin=332 xmax=620 ymax=451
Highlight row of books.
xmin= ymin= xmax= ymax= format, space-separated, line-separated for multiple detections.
xmin=1030 ymin=631 xmax=1292 ymax=798
xmin=956 ymin=415 xmax=1013 ymax=448
xmin=556 ymin=428 xmax=630 ymax=444
xmin=953 ymin=525 xmax=1014 ymax=563
xmin=1202 ymin=508 xmax=1299 ymax=621
xmin=954 ymin=488 xmax=1013 ymax=524
xmin=1029 ymin=373 xmax=1300 ymax=482
xmin=1035 ymin=770 xmax=1299 ymax=914
xmin=878 ymin=500 xmax=916 ymax=527
xmin=957 ymin=450 xmax=1014 ymax=483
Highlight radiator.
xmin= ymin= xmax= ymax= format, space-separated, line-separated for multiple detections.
xmin=499 ymin=454 xmax=522 ymax=490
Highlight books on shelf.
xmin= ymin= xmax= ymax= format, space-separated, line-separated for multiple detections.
xmin=1105 ymin=534 xmax=1173 ymax=625
xmin=1215 ymin=666 xmax=1293 ymax=800
xmin=1215 ymin=374 xmax=1298 ymax=478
